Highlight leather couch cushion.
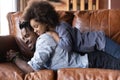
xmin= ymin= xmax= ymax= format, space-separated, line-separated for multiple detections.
xmin=24 ymin=70 xmax=55 ymax=80
xmin=58 ymin=68 xmax=120 ymax=80
xmin=0 ymin=62 xmax=24 ymax=80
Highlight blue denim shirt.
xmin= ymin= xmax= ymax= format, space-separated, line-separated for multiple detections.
xmin=28 ymin=33 xmax=88 ymax=71
xmin=56 ymin=21 xmax=106 ymax=52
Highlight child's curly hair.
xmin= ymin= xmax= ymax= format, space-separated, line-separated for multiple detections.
xmin=23 ymin=1 xmax=59 ymax=28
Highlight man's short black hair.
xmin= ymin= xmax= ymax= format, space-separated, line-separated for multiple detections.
xmin=19 ymin=21 xmax=33 ymax=31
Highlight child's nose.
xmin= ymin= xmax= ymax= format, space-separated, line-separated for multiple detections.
xmin=34 ymin=29 xmax=37 ymax=33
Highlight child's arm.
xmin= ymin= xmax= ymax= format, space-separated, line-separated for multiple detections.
xmin=47 ymin=31 xmax=60 ymax=43
xmin=55 ymin=22 xmax=73 ymax=52
xmin=47 ymin=22 xmax=73 ymax=52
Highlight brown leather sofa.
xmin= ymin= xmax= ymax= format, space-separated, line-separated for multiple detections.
xmin=0 ymin=9 xmax=120 ymax=80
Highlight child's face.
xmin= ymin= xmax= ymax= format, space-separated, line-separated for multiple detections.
xmin=30 ymin=19 xmax=47 ymax=36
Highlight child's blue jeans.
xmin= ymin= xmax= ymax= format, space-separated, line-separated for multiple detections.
xmin=105 ymin=36 xmax=120 ymax=59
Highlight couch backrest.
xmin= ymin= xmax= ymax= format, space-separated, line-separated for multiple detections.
xmin=73 ymin=9 xmax=120 ymax=44
xmin=7 ymin=12 xmax=23 ymax=38
xmin=7 ymin=9 xmax=120 ymax=44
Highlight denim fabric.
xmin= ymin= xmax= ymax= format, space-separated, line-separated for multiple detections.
xmin=105 ymin=36 xmax=120 ymax=59
xmin=28 ymin=33 xmax=88 ymax=71
xmin=88 ymin=51 xmax=120 ymax=70
xmin=56 ymin=21 xmax=106 ymax=53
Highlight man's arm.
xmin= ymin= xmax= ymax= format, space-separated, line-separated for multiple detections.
xmin=6 ymin=50 xmax=34 ymax=74
xmin=14 ymin=57 xmax=34 ymax=74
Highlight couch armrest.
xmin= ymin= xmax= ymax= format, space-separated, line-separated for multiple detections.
xmin=0 ymin=35 xmax=19 ymax=62
xmin=57 ymin=68 xmax=120 ymax=80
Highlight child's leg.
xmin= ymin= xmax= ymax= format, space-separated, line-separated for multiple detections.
xmin=88 ymin=51 xmax=120 ymax=70
xmin=105 ymin=36 xmax=120 ymax=59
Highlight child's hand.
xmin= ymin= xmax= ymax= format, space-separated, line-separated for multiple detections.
xmin=47 ymin=31 xmax=60 ymax=42
xmin=6 ymin=50 xmax=19 ymax=62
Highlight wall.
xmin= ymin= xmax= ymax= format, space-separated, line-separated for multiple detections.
xmin=99 ymin=0 xmax=120 ymax=9
xmin=111 ymin=0 xmax=120 ymax=9
xmin=99 ymin=0 xmax=108 ymax=9
xmin=0 ymin=0 xmax=17 ymax=35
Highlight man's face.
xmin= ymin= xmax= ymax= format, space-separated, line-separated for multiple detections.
xmin=21 ymin=27 xmax=38 ymax=52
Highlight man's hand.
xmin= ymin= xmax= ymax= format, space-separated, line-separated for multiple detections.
xmin=6 ymin=50 xmax=19 ymax=62
xmin=6 ymin=49 xmax=34 ymax=73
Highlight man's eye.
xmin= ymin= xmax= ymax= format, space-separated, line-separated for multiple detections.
xmin=22 ymin=37 xmax=25 ymax=40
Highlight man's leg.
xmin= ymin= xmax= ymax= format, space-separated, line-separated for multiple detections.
xmin=88 ymin=51 xmax=120 ymax=70
xmin=105 ymin=36 xmax=120 ymax=59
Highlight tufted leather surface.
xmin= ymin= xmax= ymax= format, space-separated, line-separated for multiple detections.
xmin=24 ymin=70 xmax=55 ymax=80
xmin=0 ymin=62 xmax=24 ymax=80
xmin=58 ymin=68 xmax=120 ymax=80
